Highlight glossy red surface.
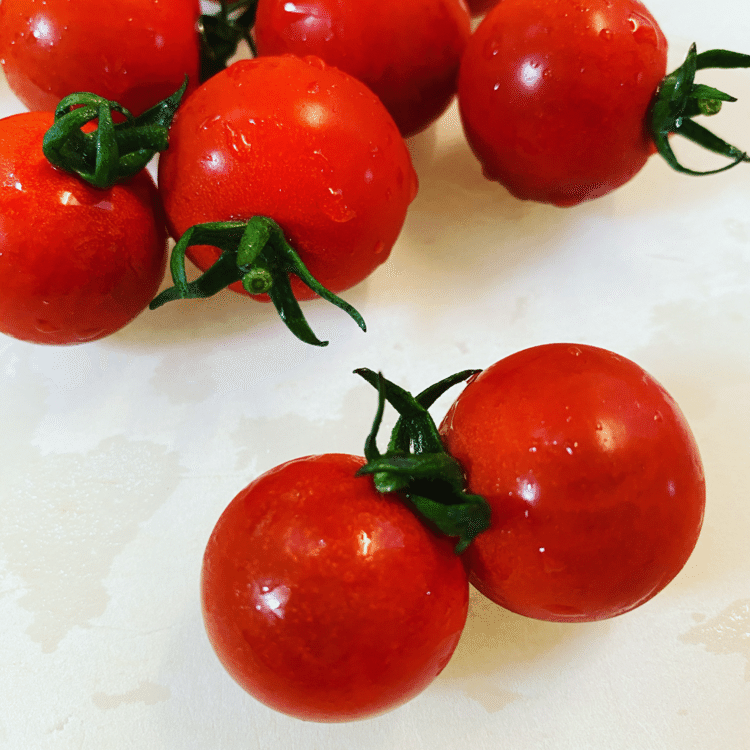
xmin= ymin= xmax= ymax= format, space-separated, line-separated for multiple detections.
xmin=440 ymin=344 xmax=706 ymax=622
xmin=201 ymin=453 xmax=469 ymax=722
xmin=254 ymin=0 xmax=471 ymax=137
xmin=0 ymin=0 xmax=201 ymax=115
xmin=457 ymin=0 xmax=668 ymax=205
xmin=158 ymin=55 xmax=418 ymax=301
xmin=465 ymin=0 xmax=499 ymax=15
xmin=0 ymin=112 xmax=167 ymax=345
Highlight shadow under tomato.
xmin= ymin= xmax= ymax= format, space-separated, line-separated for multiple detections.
xmin=107 ymin=259 xmax=377 ymax=356
xmin=395 ymin=133 xmax=591 ymax=300
xmin=439 ymin=587 xmax=611 ymax=712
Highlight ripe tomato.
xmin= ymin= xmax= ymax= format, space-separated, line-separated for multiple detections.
xmin=157 ymin=55 xmax=418 ymax=302
xmin=439 ymin=344 xmax=705 ymax=622
xmin=0 ymin=112 xmax=167 ymax=345
xmin=0 ymin=0 xmax=201 ymax=116
xmin=253 ymin=0 xmax=471 ymax=138
xmin=201 ymin=453 xmax=469 ymax=722
xmin=457 ymin=0 xmax=668 ymax=206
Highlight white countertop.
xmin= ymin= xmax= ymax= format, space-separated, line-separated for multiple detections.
xmin=1 ymin=1 xmax=749 ymax=747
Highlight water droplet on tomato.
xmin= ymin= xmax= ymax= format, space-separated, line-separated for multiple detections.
xmin=599 ymin=28 xmax=613 ymax=41
xmin=567 ymin=346 xmax=583 ymax=356
xmin=373 ymin=240 xmax=386 ymax=255
xmin=307 ymin=81 xmax=320 ymax=94
xmin=653 ymin=410 xmax=664 ymax=422
xmin=285 ymin=3 xmax=333 ymax=43
xmin=219 ymin=121 xmax=253 ymax=154
xmin=34 ymin=319 xmax=60 ymax=334
xmin=321 ymin=188 xmax=356 ymax=223
xmin=78 ymin=327 xmax=106 ymax=341
xmin=483 ymin=38 xmax=501 ymax=59
xmin=628 ymin=13 xmax=658 ymax=46
xmin=198 ymin=114 xmax=222 ymax=131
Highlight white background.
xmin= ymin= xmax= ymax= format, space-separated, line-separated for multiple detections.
xmin=1 ymin=1 xmax=749 ymax=747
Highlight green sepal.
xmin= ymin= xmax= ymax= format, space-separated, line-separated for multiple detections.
xmin=42 ymin=78 xmax=188 ymax=189
xmin=354 ymin=368 xmax=490 ymax=554
xmin=651 ymin=44 xmax=749 ymax=175
xmin=408 ymin=494 xmax=492 ymax=555
xmin=149 ymin=216 xmax=366 ymax=347
xmin=199 ymin=0 xmax=258 ymax=81
xmin=387 ymin=369 xmax=481 ymax=455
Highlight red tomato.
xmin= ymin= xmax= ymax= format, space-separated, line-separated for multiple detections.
xmin=201 ymin=453 xmax=469 ymax=722
xmin=253 ymin=0 xmax=471 ymax=137
xmin=157 ymin=55 xmax=418 ymax=302
xmin=0 ymin=0 xmax=201 ymax=116
xmin=457 ymin=0 xmax=668 ymax=205
xmin=439 ymin=344 xmax=705 ymax=622
xmin=0 ymin=112 xmax=167 ymax=345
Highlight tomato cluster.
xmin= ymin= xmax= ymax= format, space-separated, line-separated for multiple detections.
xmin=1 ymin=0 xmax=746 ymax=342
xmin=0 ymin=16 xmax=418 ymax=345
xmin=0 ymin=0 xmax=732 ymax=729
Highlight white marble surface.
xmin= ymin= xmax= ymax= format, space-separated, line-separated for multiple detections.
xmin=1 ymin=1 xmax=749 ymax=747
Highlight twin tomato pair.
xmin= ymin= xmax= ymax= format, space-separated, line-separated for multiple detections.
xmin=202 ymin=343 xmax=706 ymax=722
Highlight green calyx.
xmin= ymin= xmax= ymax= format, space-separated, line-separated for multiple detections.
xmin=199 ymin=0 xmax=258 ymax=81
xmin=149 ymin=216 xmax=366 ymax=347
xmin=651 ymin=44 xmax=750 ymax=175
xmin=42 ymin=79 xmax=187 ymax=189
xmin=354 ymin=368 xmax=491 ymax=554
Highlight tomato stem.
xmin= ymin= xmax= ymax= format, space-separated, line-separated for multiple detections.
xmin=354 ymin=368 xmax=491 ymax=553
xmin=41 ymin=80 xmax=187 ymax=189
xmin=199 ymin=0 xmax=258 ymax=81
xmin=149 ymin=216 xmax=366 ymax=347
xmin=651 ymin=44 xmax=750 ymax=174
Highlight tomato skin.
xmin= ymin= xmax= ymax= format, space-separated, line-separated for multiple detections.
xmin=466 ymin=0 xmax=499 ymax=15
xmin=157 ymin=55 xmax=418 ymax=302
xmin=201 ymin=453 xmax=469 ymax=722
xmin=254 ymin=0 xmax=471 ymax=137
xmin=457 ymin=0 xmax=668 ymax=206
xmin=439 ymin=344 xmax=705 ymax=622
xmin=0 ymin=112 xmax=167 ymax=345
xmin=0 ymin=0 xmax=201 ymax=116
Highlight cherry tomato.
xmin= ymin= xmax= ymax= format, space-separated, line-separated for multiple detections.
xmin=457 ymin=0 xmax=668 ymax=206
xmin=0 ymin=112 xmax=167 ymax=345
xmin=157 ymin=55 xmax=418 ymax=302
xmin=201 ymin=453 xmax=469 ymax=722
xmin=0 ymin=0 xmax=201 ymax=116
xmin=439 ymin=343 xmax=705 ymax=622
xmin=253 ymin=0 xmax=471 ymax=137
